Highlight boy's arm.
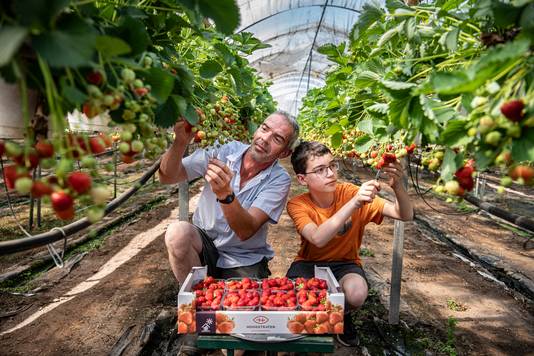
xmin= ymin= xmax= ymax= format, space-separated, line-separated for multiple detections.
xmin=295 ymin=181 xmax=381 ymax=248
xmin=380 ymin=161 xmax=414 ymax=221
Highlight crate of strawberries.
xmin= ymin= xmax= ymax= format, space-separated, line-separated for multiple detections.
xmin=177 ymin=266 xmax=344 ymax=335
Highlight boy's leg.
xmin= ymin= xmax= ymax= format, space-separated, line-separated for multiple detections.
xmin=332 ymin=263 xmax=369 ymax=347
xmin=164 ymin=221 xmax=219 ymax=283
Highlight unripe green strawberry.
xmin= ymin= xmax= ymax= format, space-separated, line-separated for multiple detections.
xmin=120 ymin=131 xmax=133 ymax=142
xmin=91 ymin=186 xmax=111 ymax=205
xmin=119 ymin=142 xmax=131 ymax=154
xmin=5 ymin=141 xmax=22 ymax=158
xmin=500 ymin=176 xmax=513 ymax=187
xmin=87 ymin=206 xmax=105 ymax=223
xmin=131 ymin=140 xmax=144 ymax=153
xmin=484 ymin=131 xmax=502 ymax=146
xmin=445 ymin=180 xmax=461 ymax=195
xmin=478 ymin=116 xmax=494 ymax=134
xmin=467 ymin=127 xmax=478 ymax=137
xmin=15 ymin=177 xmax=33 ymax=195
xmin=121 ymin=68 xmax=136 ymax=82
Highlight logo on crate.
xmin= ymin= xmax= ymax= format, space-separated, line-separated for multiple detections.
xmin=252 ymin=315 xmax=269 ymax=324
xmin=196 ymin=311 xmax=216 ymax=334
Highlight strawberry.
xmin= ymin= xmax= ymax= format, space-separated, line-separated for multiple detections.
xmin=31 ymin=180 xmax=53 ymax=198
xmin=509 ymin=165 xmax=534 ymax=185
xmin=382 ymin=152 xmax=397 ymax=164
xmin=134 ymin=87 xmax=149 ymax=96
xmin=51 ymin=191 xmax=74 ymax=212
xmin=35 ymin=139 xmax=54 ymax=158
xmin=89 ymin=136 xmax=106 ymax=154
xmin=67 ymin=171 xmax=92 ymax=194
xmin=370 ymin=151 xmax=378 ymax=159
xmin=406 ymin=143 xmax=416 ymax=154
xmin=500 ymin=99 xmax=524 ymax=122
xmin=194 ymin=130 xmax=206 ymax=143
xmin=55 ymin=206 xmax=75 ymax=220
xmin=86 ymin=70 xmax=104 ymax=86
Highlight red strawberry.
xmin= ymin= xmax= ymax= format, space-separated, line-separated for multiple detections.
xmin=55 ymin=205 xmax=75 ymax=220
xmin=406 ymin=143 xmax=416 ymax=154
xmin=509 ymin=165 xmax=534 ymax=185
xmin=382 ymin=152 xmax=397 ymax=164
xmin=35 ymin=139 xmax=54 ymax=158
xmin=51 ymin=191 xmax=74 ymax=212
xmin=500 ymin=100 xmax=524 ymax=122
xmin=67 ymin=172 xmax=92 ymax=194
xmin=89 ymin=136 xmax=106 ymax=154
xmin=121 ymin=154 xmax=135 ymax=164
xmin=31 ymin=180 xmax=53 ymax=198
xmin=134 ymin=87 xmax=149 ymax=96
xmin=86 ymin=71 xmax=104 ymax=86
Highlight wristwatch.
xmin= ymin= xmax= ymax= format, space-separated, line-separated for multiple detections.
xmin=216 ymin=192 xmax=235 ymax=204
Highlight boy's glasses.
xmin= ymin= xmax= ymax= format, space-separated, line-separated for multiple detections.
xmin=304 ymin=161 xmax=339 ymax=177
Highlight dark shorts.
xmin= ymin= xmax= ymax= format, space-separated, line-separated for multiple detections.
xmin=196 ymin=226 xmax=271 ymax=279
xmin=286 ymin=260 xmax=367 ymax=284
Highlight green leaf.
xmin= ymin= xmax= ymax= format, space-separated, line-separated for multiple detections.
xmin=389 ymin=96 xmax=411 ymax=128
xmin=354 ymin=71 xmax=381 ymax=87
xmin=213 ymin=43 xmax=235 ymax=66
xmin=511 ymin=127 xmax=534 ymax=162
xmin=354 ymin=135 xmax=374 ymax=152
xmin=440 ymin=149 xmax=458 ymax=182
xmin=177 ymin=0 xmax=240 ymax=35
xmin=33 ymin=30 xmax=96 ymax=68
xmin=477 ymin=38 xmax=530 ymax=67
xmin=331 ymin=132 xmax=343 ymax=148
xmin=381 ymin=80 xmax=416 ymax=91
xmin=520 ymin=5 xmax=534 ymax=35
xmin=155 ymin=97 xmax=180 ymax=128
xmin=143 ymin=67 xmax=175 ymax=103
xmin=114 ymin=16 xmax=150 ymax=56
xmin=367 ymin=103 xmax=389 ymax=114
xmin=326 ymin=124 xmax=341 ymax=135
xmin=14 ymin=0 xmax=70 ymax=27
xmin=376 ymin=25 xmax=400 ymax=48
xmin=440 ymin=119 xmax=471 ymax=147
xmin=184 ymin=103 xmax=200 ymax=125
xmin=0 ymin=27 xmax=28 ymax=67
xmin=441 ymin=0 xmax=465 ymax=11
xmin=199 ymin=60 xmax=223 ymax=78
xmin=491 ymin=2 xmax=523 ymax=27
xmin=444 ymin=28 xmax=459 ymax=52
xmin=62 ymin=84 xmax=87 ymax=105
xmin=173 ymin=95 xmax=188 ymax=117
xmin=358 ymin=120 xmax=373 ymax=135
xmin=95 ymin=35 xmax=131 ymax=58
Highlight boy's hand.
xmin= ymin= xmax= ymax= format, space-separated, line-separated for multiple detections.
xmin=381 ymin=160 xmax=404 ymax=189
xmin=205 ymin=158 xmax=234 ymax=200
xmin=355 ymin=180 xmax=380 ymax=207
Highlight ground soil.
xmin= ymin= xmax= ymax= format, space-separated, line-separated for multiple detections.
xmin=0 ymin=157 xmax=533 ymax=355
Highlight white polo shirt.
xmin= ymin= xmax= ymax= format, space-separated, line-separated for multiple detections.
xmin=183 ymin=141 xmax=291 ymax=268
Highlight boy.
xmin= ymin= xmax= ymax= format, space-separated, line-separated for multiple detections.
xmin=286 ymin=141 xmax=413 ymax=346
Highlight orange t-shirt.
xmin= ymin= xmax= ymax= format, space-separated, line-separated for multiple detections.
xmin=287 ymin=182 xmax=385 ymax=266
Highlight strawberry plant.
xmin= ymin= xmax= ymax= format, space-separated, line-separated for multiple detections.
xmin=297 ymin=0 xmax=534 ymax=196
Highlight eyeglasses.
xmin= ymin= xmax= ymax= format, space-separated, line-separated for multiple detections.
xmin=304 ymin=161 xmax=339 ymax=177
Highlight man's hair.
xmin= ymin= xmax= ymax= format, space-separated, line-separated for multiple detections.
xmin=291 ymin=141 xmax=332 ymax=175
xmin=268 ymin=110 xmax=300 ymax=150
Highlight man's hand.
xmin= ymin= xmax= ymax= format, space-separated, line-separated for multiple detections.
xmin=173 ymin=119 xmax=195 ymax=146
xmin=354 ymin=180 xmax=380 ymax=207
xmin=205 ymin=159 xmax=234 ymax=200
xmin=381 ymin=160 xmax=404 ymax=189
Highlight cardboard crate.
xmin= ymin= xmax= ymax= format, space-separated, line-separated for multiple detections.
xmin=177 ymin=266 xmax=345 ymax=335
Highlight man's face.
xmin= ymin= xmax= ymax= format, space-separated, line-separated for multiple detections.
xmin=297 ymin=153 xmax=338 ymax=193
xmin=250 ymin=114 xmax=294 ymax=163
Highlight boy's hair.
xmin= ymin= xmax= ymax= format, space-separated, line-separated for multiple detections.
xmin=291 ymin=141 xmax=332 ymax=175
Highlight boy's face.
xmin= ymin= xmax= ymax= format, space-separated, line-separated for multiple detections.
xmin=296 ymin=153 xmax=338 ymax=193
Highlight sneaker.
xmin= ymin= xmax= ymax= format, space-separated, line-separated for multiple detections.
xmin=336 ymin=313 xmax=360 ymax=347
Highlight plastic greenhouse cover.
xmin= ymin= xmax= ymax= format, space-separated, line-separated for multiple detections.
xmin=236 ymin=0 xmax=368 ymax=115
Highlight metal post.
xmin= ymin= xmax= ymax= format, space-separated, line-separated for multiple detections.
xmin=37 ymin=163 xmax=43 ymax=227
xmin=388 ymin=157 xmax=408 ymax=325
xmin=178 ymin=146 xmax=189 ymax=221
xmin=28 ymin=168 xmax=36 ymax=231
xmin=113 ymin=144 xmax=118 ymax=199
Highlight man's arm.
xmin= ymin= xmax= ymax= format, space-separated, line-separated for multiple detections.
xmin=380 ymin=161 xmax=414 ymax=221
xmin=205 ymin=159 xmax=272 ymax=241
xmin=297 ymin=181 xmax=380 ymax=248
xmin=158 ymin=121 xmax=194 ymax=184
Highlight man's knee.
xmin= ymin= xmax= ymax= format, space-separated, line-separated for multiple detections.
xmin=344 ymin=287 xmax=368 ymax=308
xmin=165 ymin=221 xmax=196 ymax=255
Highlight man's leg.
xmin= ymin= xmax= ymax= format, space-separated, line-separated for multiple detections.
xmin=219 ymin=257 xmax=272 ymax=279
xmin=164 ymin=221 xmax=203 ymax=284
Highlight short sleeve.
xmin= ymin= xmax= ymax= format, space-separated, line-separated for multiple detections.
xmin=182 ymin=141 xmax=238 ymax=181
xmin=251 ymin=172 xmax=291 ymax=224
xmin=360 ymin=196 xmax=385 ymax=225
xmin=287 ymin=197 xmax=315 ymax=233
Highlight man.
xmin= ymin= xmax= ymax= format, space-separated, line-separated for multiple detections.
xmin=159 ymin=111 xmax=299 ymax=284
xmin=286 ymin=141 xmax=413 ymax=346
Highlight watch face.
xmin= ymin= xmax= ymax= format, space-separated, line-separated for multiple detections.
xmin=218 ymin=192 xmax=235 ymax=204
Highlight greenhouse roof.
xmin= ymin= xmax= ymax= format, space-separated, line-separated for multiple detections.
xmin=236 ymin=0 xmax=367 ymax=115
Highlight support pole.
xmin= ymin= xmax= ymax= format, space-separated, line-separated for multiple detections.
xmin=388 ymin=157 xmax=408 ymax=325
xmin=178 ymin=146 xmax=189 ymax=221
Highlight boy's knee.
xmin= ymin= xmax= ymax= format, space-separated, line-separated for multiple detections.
xmin=345 ymin=288 xmax=367 ymax=308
